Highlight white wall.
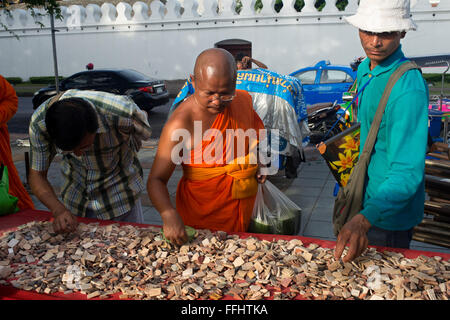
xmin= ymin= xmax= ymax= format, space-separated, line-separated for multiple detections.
xmin=0 ymin=0 xmax=449 ymax=81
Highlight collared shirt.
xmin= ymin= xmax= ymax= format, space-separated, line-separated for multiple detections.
xmin=29 ymin=89 xmax=152 ymax=219
xmin=356 ymin=45 xmax=429 ymax=231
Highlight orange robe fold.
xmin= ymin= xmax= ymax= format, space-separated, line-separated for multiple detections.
xmin=176 ymin=90 xmax=264 ymax=232
xmin=0 ymin=75 xmax=35 ymax=211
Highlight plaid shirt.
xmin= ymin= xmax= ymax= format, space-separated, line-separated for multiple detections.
xmin=29 ymin=89 xmax=152 ymax=219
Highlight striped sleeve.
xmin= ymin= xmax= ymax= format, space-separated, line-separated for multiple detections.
xmin=130 ymin=104 xmax=152 ymax=151
xmin=28 ymin=101 xmax=56 ymax=172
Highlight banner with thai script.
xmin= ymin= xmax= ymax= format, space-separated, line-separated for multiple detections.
xmin=236 ymin=69 xmax=307 ymax=123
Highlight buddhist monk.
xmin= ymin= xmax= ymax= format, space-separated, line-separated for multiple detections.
xmin=147 ymin=48 xmax=266 ymax=245
xmin=0 ymin=75 xmax=34 ymax=211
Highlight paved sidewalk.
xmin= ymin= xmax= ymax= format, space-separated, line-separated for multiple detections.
xmin=10 ymin=139 xmax=450 ymax=255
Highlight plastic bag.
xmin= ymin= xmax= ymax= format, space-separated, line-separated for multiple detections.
xmin=248 ymin=180 xmax=301 ymax=235
xmin=0 ymin=164 xmax=19 ymax=215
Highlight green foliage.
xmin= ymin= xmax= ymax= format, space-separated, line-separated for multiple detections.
xmin=235 ymin=0 xmax=242 ymax=13
xmin=315 ymin=0 xmax=325 ymax=11
xmin=256 ymin=0 xmax=304 ymax=13
xmin=423 ymin=73 xmax=450 ymax=84
xmin=294 ymin=0 xmax=305 ymax=11
xmin=1 ymin=0 xmax=61 ymax=15
xmin=336 ymin=0 xmax=349 ymax=11
xmin=5 ymin=77 xmax=22 ymax=84
xmin=29 ymin=76 xmax=64 ymax=84
xmin=1 ymin=0 xmax=62 ymax=35
xmin=255 ymin=0 xmax=263 ymax=12
xmin=275 ymin=0 xmax=284 ymax=12
xmin=235 ymin=0 xmax=348 ymax=14
xmin=315 ymin=0 xmax=349 ymax=11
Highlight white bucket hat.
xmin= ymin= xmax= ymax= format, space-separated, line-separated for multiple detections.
xmin=345 ymin=0 xmax=417 ymax=33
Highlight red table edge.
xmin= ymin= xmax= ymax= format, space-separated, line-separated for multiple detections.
xmin=1 ymin=209 xmax=449 ymax=300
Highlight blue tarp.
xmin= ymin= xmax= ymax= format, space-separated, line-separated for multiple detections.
xmin=235 ymin=69 xmax=307 ymax=123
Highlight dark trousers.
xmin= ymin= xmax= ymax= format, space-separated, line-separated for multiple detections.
xmin=367 ymin=225 xmax=414 ymax=249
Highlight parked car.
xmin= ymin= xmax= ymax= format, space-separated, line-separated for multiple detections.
xmin=32 ymin=69 xmax=170 ymax=111
xmin=289 ymin=60 xmax=357 ymax=106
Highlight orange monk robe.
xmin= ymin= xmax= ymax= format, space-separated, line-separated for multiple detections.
xmin=0 ymin=75 xmax=35 ymax=210
xmin=176 ymin=90 xmax=265 ymax=232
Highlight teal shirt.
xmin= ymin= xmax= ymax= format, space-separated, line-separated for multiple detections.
xmin=357 ymin=45 xmax=429 ymax=231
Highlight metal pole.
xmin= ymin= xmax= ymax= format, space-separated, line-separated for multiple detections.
xmin=25 ymin=151 xmax=30 ymax=188
xmin=50 ymin=11 xmax=59 ymax=93
xmin=442 ymin=62 xmax=449 ymax=143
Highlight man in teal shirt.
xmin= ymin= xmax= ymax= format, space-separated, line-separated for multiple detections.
xmin=335 ymin=0 xmax=429 ymax=262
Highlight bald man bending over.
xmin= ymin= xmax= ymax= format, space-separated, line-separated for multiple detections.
xmin=147 ymin=48 xmax=266 ymax=245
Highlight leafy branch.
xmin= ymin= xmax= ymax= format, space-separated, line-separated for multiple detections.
xmin=0 ymin=0 xmax=62 ymax=38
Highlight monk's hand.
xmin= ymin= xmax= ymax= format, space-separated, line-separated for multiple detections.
xmin=334 ymin=214 xmax=371 ymax=263
xmin=256 ymin=172 xmax=266 ymax=184
xmin=256 ymin=164 xmax=267 ymax=184
xmin=53 ymin=208 xmax=78 ymax=234
xmin=161 ymin=209 xmax=188 ymax=246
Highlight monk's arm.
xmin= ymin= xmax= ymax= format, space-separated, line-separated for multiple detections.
xmin=147 ymin=120 xmax=188 ymax=245
xmin=0 ymin=76 xmax=18 ymax=125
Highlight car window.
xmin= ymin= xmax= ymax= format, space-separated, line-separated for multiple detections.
xmin=64 ymin=74 xmax=91 ymax=88
xmin=91 ymin=73 xmax=119 ymax=86
xmin=293 ymin=70 xmax=316 ymax=85
xmin=118 ymin=69 xmax=156 ymax=82
xmin=320 ymin=70 xmax=354 ymax=84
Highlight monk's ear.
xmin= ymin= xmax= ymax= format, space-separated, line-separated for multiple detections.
xmin=189 ymin=74 xmax=195 ymax=89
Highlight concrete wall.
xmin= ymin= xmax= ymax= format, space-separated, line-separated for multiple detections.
xmin=0 ymin=0 xmax=449 ymax=81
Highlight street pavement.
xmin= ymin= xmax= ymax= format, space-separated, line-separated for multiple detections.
xmin=8 ymin=135 xmax=450 ymax=255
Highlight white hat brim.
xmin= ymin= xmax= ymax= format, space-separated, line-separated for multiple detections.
xmin=345 ymin=14 xmax=417 ymax=33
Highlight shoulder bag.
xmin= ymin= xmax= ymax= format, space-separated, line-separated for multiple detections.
xmin=332 ymin=61 xmax=419 ymax=236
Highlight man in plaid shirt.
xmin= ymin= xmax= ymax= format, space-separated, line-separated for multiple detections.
xmin=28 ymin=89 xmax=152 ymax=233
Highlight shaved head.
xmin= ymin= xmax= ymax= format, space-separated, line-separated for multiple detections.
xmin=193 ymin=48 xmax=237 ymax=83
xmin=190 ymin=48 xmax=237 ymax=114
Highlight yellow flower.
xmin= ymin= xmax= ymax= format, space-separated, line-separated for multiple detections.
xmin=332 ymin=150 xmax=359 ymax=173
xmin=329 ymin=161 xmax=337 ymax=170
xmin=340 ymin=173 xmax=350 ymax=187
xmin=339 ymin=135 xmax=359 ymax=151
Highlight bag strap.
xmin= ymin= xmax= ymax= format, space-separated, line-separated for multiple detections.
xmin=47 ymin=91 xmax=65 ymax=107
xmin=323 ymin=76 xmax=374 ymax=141
xmin=359 ymin=61 xmax=419 ymax=161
